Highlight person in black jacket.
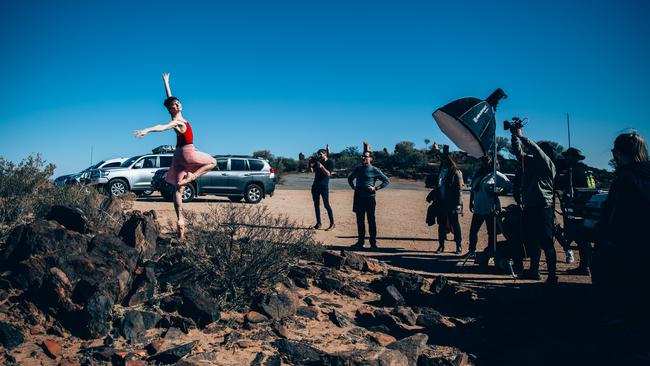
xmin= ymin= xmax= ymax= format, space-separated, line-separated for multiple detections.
xmin=432 ymin=144 xmax=464 ymax=254
xmin=592 ymin=131 xmax=650 ymax=321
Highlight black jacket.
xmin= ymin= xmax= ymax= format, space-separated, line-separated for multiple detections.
xmin=433 ymin=167 xmax=462 ymax=213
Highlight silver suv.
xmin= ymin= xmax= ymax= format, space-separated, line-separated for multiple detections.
xmin=151 ymin=155 xmax=276 ymax=203
xmin=89 ymin=153 xmax=174 ymax=196
xmin=54 ymin=158 xmax=127 ymax=187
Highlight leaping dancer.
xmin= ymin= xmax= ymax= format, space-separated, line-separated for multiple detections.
xmin=134 ymin=73 xmax=216 ymax=239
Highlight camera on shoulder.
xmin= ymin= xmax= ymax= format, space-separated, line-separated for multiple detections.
xmin=503 ymin=117 xmax=525 ymax=134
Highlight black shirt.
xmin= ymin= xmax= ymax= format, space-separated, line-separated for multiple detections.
xmin=313 ymin=159 xmax=334 ymax=186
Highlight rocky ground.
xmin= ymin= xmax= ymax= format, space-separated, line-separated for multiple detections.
xmin=0 ymin=176 xmax=644 ymax=365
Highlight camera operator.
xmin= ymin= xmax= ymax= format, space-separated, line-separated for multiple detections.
xmin=310 ymin=146 xmax=335 ymax=230
xmin=510 ymin=127 xmax=558 ymax=285
xmin=348 ymin=149 xmax=390 ymax=249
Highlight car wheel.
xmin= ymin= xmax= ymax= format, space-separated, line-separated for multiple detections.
xmin=141 ymin=189 xmax=154 ymax=196
xmin=107 ymin=179 xmax=129 ymax=197
xmin=181 ymin=184 xmax=195 ymax=203
xmin=244 ymin=184 xmax=263 ymax=204
xmin=228 ymin=196 xmax=243 ymax=202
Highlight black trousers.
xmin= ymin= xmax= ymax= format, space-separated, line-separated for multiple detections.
xmin=468 ymin=213 xmax=495 ymax=253
xmin=354 ymin=195 xmax=376 ymax=245
xmin=437 ymin=210 xmax=462 ymax=249
xmin=523 ymin=206 xmax=556 ymax=276
xmin=311 ymin=184 xmax=334 ymax=225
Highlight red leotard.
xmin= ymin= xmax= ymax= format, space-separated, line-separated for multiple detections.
xmin=176 ymin=121 xmax=193 ymax=146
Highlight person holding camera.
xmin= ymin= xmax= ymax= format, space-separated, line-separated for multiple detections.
xmin=510 ymin=127 xmax=558 ymax=284
xmin=432 ymin=144 xmax=464 ymax=254
xmin=466 ymin=155 xmax=512 ymax=258
xmin=348 ymin=149 xmax=390 ymax=249
xmin=310 ymin=146 xmax=335 ymax=230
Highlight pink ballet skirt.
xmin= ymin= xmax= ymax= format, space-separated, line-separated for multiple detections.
xmin=165 ymin=144 xmax=216 ymax=187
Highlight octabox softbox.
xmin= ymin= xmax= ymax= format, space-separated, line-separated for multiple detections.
xmin=432 ymin=89 xmax=506 ymax=158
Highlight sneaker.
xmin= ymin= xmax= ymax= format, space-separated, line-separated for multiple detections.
xmin=566 ymin=266 xmax=591 ymax=276
xmin=565 ymin=250 xmax=575 ymax=264
xmin=520 ymin=270 xmax=542 ymax=281
xmin=350 ymin=242 xmax=364 ymax=249
xmin=435 ymin=246 xmax=444 ymax=254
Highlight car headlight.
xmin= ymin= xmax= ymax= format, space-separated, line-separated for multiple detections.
xmin=100 ymin=170 xmax=110 ymax=178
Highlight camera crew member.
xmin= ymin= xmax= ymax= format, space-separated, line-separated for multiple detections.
xmin=510 ymin=127 xmax=558 ymax=285
xmin=310 ymin=147 xmax=335 ymax=230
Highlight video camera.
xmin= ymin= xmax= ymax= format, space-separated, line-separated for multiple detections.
xmin=503 ymin=117 xmax=525 ymax=133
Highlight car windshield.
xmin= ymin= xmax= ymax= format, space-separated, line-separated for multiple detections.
xmin=86 ymin=160 xmax=106 ymax=171
xmin=120 ymin=156 xmax=142 ymax=168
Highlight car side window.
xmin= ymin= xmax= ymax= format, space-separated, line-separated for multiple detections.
xmin=134 ymin=157 xmax=156 ymax=169
xmin=160 ymin=156 xmax=173 ymax=168
xmin=104 ymin=162 xmax=121 ymax=168
xmin=230 ymin=159 xmax=248 ymax=171
xmin=248 ymin=160 xmax=264 ymax=171
xmin=215 ymin=159 xmax=227 ymax=171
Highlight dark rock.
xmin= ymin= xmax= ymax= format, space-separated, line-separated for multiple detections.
xmin=138 ymin=310 xmax=162 ymax=329
xmin=0 ymin=279 xmax=12 ymax=290
xmin=179 ymin=283 xmax=221 ymax=327
xmin=10 ymin=256 xmax=47 ymax=291
xmin=372 ymin=309 xmax=407 ymax=337
xmin=288 ymin=267 xmax=314 ymax=289
xmin=2 ymin=221 xmax=85 ymax=266
xmin=0 ymin=322 xmax=24 ymax=349
xmin=381 ymin=285 xmax=406 ymax=307
xmin=322 ymin=251 xmax=344 ymax=268
xmin=393 ymin=306 xmax=417 ymax=326
xmin=296 ymin=306 xmax=319 ymax=319
xmin=323 ymin=347 xmax=409 ymax=365
xmin=417 ymin=353 xmax=456 ymax=366
xmin=121 ymin=310 xmax=146 ymax=339
xmin=272 ymin=321 xmax=289 ymax=338
xmin=119 ymin=211 xmax=159 ymax=261
xmin=373 ymin=270 xmax=429 ymax=306
xmin=82 ymin=290 xmax=114 ymax=339
xmin=339 ymin=283 xmax=365 ymax=298
xmin=303 ymin=295 xmax=318 ymax=306
xmin=83 ymin=345 xmax=116 ymax=362
xmin=42 ymin=339 xmax=61 ymax=359
xmin=387 ymin=333 xmax=429 ymax=366
xmin=159 ymin=296 xmax=183 ymax=312
xmin=340 ymin=251 xmax=367 ymax=270
xmin=318 ymin=274 xmax=344 ymax=292
xmin=245 ymin=311 xmax=269 ymax=324
xmin=259 ymin=290 xmax=298 ymax=320
xmin=264 ymin=354 xmax=282 ymax=366
xmin=329 ymin=310 xmax=354 ymax=328
xmin=273 ymin=339 xmax=324 ymax=365
xmin=430 ymin=276 xmax=448 ymax=295
xmin=159 ymin=316 xmax=196 ymax=333
xmin=125 ymin=264 xmax=157 ymax=306
xmin=148 ymin=341 xmax=197 ymax=364
xmin=46 ymin=205 xmax=91 ymax=233
xmin=250 ymin=352 xmax=265 ymax=366
xmin=416 ymin=308 xmax=443 ymax=328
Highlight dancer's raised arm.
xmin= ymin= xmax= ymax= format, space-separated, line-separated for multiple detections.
xmin=162 ymin=73 xmax=173 ymax=98
xmin=134 ymin=120 xmax=183 ymax=138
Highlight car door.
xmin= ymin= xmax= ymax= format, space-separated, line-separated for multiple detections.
xmin=227 ymin=158 xmax=251 ymax=192
xmin=131 ymin=156 xmax=159 ymax=190
xmin=202 ymin=158 xmax=229 ymax=193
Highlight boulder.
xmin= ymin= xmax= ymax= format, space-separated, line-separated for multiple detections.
xmin=416 ymin=308 xmax=444 ymax=328
xmin=179 ymin=284 xmax=221 ymax=327
xmin=119 ymin=211 xmax=159 ymax=261
xmin=429 ymin=276 xmax=448 ymax=295
xmin=125 ymin=264 xmax=157 ymax=306
xmin=273 ymin=339 xmax=324 ymax=365
xmin=121 ymin=310 xmax=146 ymax=340
xmin=393 ymin=306 xmax=417 ymax=326
xmin=296 ymin=306 xmax=320 ymax=320
xmin=340 ymin=251 xmax=366 ymax=270
xmin=0 ymin=322 xmax=24 ymax=349
xmin=323 ymin=348 xmax=409 ymax=366
xmin=148 ymin=341 xmax=197 ymax=364
xmin=259 ymin=290 xmax=298 ymax=320
xmin=81 ymin=290 xmax=114 ymax=339
xmin=329 ymin=310 xmax=354 ymax=328
xmin=46 ymin=205 xmax=91 ymax=234
xmin=322 ymin=251 xmax=344 ymax=268
xmin=381 ymin=285 xmax=406 ymax=307
xmin=386 ymin=333 xmax=429 ymax=366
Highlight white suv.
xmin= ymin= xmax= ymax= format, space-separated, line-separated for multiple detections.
xmin=54 ymin=158 xmax=127 ymax=187
xmin=89 ymin=153 xmax=174 ymax=196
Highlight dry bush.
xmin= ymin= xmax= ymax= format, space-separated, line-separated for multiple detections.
xmin=1 ymin=154 xmax=133 ymax=241
xmin=158 ymin=204 xmax=322 ymax=310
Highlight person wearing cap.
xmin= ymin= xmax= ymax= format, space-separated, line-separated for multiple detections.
xmin=348 ymin=146 xmax=390 ymax=249
xmin=510 ymin=129 xmax=558 ymax=285
xmin=557 ymin=147 xmax=593 ymax=275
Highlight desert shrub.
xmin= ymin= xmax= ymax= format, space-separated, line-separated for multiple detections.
xmin=157 ymin=204 xmax=322 ymax=310
xmin=0 ymin=154 xmax=56 ymax=239
xmin=1 ymin=154 xmax=133 ymax=241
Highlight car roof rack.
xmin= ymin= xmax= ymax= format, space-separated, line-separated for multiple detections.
xmin=152 ymin=145 xmax=176 ymax=154
xmin=213 ymin=154 xmax=255 ymax=158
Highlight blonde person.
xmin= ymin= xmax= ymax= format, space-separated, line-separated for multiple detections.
xmin=135 ymin=73 xmax=216 ymax=239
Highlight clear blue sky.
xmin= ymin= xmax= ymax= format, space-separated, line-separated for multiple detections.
xmin=2 ymin=0 xmax=649 ymax=175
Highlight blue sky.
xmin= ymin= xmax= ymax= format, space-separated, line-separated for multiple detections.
xmin=2 ymin=0 xmax=649 ymax=175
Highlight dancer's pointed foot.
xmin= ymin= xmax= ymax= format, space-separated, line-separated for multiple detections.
xmin=178 ymin=172 xmax=197 ymax=186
